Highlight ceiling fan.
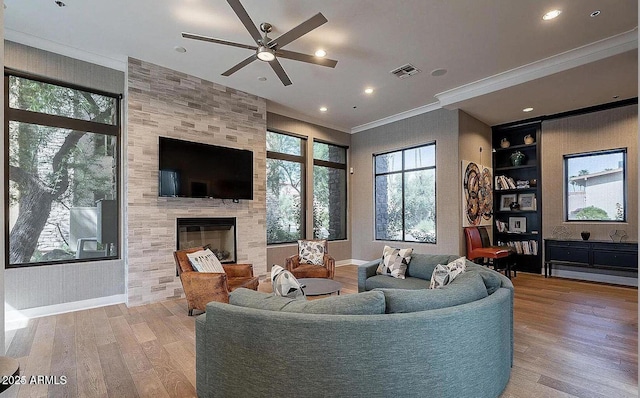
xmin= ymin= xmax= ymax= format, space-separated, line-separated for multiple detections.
xmin=182 ymin=0 xmax=338 ymax=86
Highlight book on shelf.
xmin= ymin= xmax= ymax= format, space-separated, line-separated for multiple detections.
xmin=495 ymin=220 xmax=508 ymax=232
xmin=495 ymin=175 xmax=516 ymax=190
xmin=500 ymin=240 xmax=538 ymax=255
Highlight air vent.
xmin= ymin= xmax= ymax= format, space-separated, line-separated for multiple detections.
xmin=390 ymin=63 xmax=421 ymax=79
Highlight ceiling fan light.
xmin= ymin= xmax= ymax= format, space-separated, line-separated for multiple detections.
xmin=257 ymin=46 xmax=275 ymax=62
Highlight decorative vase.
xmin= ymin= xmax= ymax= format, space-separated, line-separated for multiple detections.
xmin=609 ymin=229 xmax=627 ymax=242
xmin=580 ymin=231 xmax=590 ymax=240
xmin=500 ymin=138 xmax=510 ymax=148
xmin=510 ymin=151 xmax=525 ymax=166
xmin=524 ymin=134 xmax=535 ymax=145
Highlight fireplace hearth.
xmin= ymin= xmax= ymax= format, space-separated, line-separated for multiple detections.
xmin=177 ymin=217 xmax=237 ymax=263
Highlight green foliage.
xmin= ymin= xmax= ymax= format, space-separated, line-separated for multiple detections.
xmin=573 ymin=206 xmax=610 ymax=220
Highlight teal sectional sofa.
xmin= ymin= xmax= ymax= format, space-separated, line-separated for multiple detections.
xmin=195 ymin=254 xmax=513 ymax=398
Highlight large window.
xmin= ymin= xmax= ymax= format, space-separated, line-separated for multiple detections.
xmin=565 ymin=148 xmax=626 ymax=221
xmin=374 ymin=143 xmax=436 ymax=243
xmin=266 ymin=131 xmax=305 ymax=244
xmin=6 ymin=73 xmax=120 ymax=267
xmin=313 ymin=141 xmax=347 ymax=240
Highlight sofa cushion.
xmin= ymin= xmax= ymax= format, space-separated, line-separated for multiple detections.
xmin=229 ymin=288 xmax=386 ymax=315
xmin=429 ymin=256 xmax=467 ymax=289
xmin=271 ymin=265 xmax=305 ymax=300
xmin=468 ymin=265 xmax=504 ymax=295
xmin=376 ymin=245 xmax=413 ymax=279
xmin=365 ymin=275 xmax=430 ymax=291
xmin=376 ymin=272 xmax=489 ymax=313
xmin=404 ymin=254 xmax=459 ymax=280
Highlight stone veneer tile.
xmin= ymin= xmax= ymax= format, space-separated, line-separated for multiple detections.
xmin=127 ymin=58 xmax=267 ymax=307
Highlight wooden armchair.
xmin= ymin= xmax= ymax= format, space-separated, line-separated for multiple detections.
xmin=463 ymin=226 xmax=515 ymax=278
xmin=285 ymin=240 xmax=335 ymax=279
xmin=174 ymin=247 xmax=259 ymax=315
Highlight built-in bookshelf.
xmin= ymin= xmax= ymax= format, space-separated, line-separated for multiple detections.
xmin=492 ymin=121 xmax=542 ymax=274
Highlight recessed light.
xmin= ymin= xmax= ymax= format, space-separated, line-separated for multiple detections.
xmin=364 ymin=87 xmax=374 ymax=94
xmin=613 ymin=95 xmax=619 ymax=99
xmin=590 ymin=10 xmax=601 ymax=17
xmin=523 ymin=107 xmax=534 ymax=112
xmin=174 ymin=46 xmax=187 ymax=53
xmin=431 ymin=68 xmax=447 ymax=77
xmin=319 ymin=107 xmax=328 ymax=112
xmin=542 ymin=9 xmax=562 ymax=20
xmin=257 ymin=76 xmax=267 ymax=82
xmin=314 ymin=49 xmax=327 ymax=58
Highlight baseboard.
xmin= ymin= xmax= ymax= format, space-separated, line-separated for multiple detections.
xmin=5 ymin=294 xmax=126 ymax=331
xmin=550 ymin=270 xmax=638 ymax=287
xmin=336 ymin=259 xmax=369 ymax=266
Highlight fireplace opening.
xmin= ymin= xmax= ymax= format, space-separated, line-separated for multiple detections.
xmin=177 ymin=217 xmax=236 ymax=263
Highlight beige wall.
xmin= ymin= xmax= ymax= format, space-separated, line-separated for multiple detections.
xmin=350 ymin=108 xmax=462 ymax=261
xmin=542 ymin=104 xmax=637 ymax=241
xmin=458 ymin=111 xmax=493 ymax=251
xmin=266 ymin=112 xmax=352 ymax=268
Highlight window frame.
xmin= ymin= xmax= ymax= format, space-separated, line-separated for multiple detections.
xmin=312 ymin=139 xmax=348 ymax=241
xmin=5 ymin=69 xmax=122 ymax=268
xmin=373 ymin=142 xmax=437 ymax=243
xmin=563 ymin=148 xmax=627 ymax=223
xmin=266 ymin=129 xmax=307 ymax=245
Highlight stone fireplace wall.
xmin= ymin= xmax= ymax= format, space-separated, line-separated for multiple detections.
xmin=127 ymin=58 xmax=267 ymax=306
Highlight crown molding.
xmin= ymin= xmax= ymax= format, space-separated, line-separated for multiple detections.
xmin=435 ymin=29 xmax=638 ymax=108
xmin=5 ymin=29 xmax=127 ymax=71
xmin=350 ymin=101 xmax=442 ymax=134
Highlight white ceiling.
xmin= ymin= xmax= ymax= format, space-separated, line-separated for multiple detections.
xmin=4 ymin=0 xmax=638 ymax=132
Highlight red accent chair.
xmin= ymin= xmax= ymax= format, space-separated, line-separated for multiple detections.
xmin=464 ymin=226 xmax=515 ymax=278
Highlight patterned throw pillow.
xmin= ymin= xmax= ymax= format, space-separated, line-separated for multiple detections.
xmin=298 ymin=240 xmax=327 ymax=265
xmin=187 ymin=249 xmax=226 ymax=273
xmin=429 ymin=256 xmax=467 ymax=289
xmin=271 ymin=265 xmax=306 ymax=300
xmin=376 ymin=245 xmax=413 ymax=279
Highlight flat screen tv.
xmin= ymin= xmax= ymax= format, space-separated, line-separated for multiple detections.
xmin=158 ymin=137 xmax=253 ymax=200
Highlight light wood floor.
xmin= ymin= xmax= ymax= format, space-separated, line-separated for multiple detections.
xmin=3 ymin=266 xmax=637 ymax=398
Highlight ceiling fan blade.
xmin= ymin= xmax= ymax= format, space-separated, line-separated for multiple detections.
xmin=182 ymin=32 xmax=258 ymax=51
xmin=267 ymin=12 xmax=328 ymax=49
xmin=222 ymin=54 xmax=258 ymax=76
xmin=227 ymin=0 xmax=263 ymax=44
xmin=277 ymin=49 xmax=338 ymax=68
xmin=269 ymin=59 xmax=293 ymax=86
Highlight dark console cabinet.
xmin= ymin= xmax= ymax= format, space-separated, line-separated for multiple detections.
xmin=544 ymin=239 xmax=638 ymax=277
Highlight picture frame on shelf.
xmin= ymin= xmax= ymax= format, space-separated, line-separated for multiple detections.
xmin=509 ymin=217 xmax=527 ymax=233
xmin=518 ymin=193 xmax=536 ymax=210
xmin=500 ymin=194 xmax=517 ymax=211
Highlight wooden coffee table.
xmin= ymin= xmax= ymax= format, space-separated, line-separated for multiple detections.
xmin=298 ymin=278 xmax=342 ymax=296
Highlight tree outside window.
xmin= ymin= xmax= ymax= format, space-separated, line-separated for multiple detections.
xmin=565 ymin=149 xmax=626 ymax=221
xmin=313 ymin=141 xmax=347 ymax=240
xmin=374 ymin=143 xmax=436 ymax=243
xmin=266 ymin=131 xmax=305 ymax=244
xmin=7 ymin=74 xmax=120 ymax=266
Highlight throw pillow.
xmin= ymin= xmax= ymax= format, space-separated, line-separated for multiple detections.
xmin=429 ymin=256 xmax=467 ymax=289
xmin=187 ymin=249 xmax=225 ymax=273
xmin=271 ymin=265 xmax=306 ymax=300
xmin=376 ymin=245 xmax=413 ymax=279
xmin=298 ymin=240 xmax=327 ymax=265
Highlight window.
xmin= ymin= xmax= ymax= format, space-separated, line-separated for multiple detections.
xmin=6 ymin=73 xmax=120 ymax=267
xmin=266 ymin=131 xmax=305 ymax=244
xmin=565 ymin=148 xmax=626 ymax=221
xmin=313 ymin=141 xmax=347 ymax=240
xmin=374 ymin=143 xmax=436 ymax=243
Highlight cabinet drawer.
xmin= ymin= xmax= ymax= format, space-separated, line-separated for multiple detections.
xmin=547 ymin=246 xmax=589 ymax=264
xmin=592 ymin=251 xmax=638 ymax=270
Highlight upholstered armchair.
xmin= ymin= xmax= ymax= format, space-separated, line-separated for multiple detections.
xmin=174 ymin=247 xmax=259 ymax=315
xmin=285 ymin=240 xmax=335 ymax=279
